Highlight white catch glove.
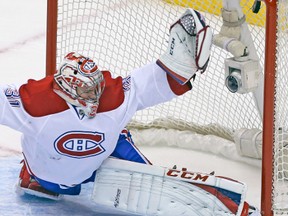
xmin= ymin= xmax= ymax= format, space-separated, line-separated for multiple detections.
xmin=157 ymin=8 xmax=213 ymax=84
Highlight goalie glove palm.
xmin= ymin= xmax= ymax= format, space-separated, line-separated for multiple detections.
xmin=157 ymin=9 xmax=213 ymax=84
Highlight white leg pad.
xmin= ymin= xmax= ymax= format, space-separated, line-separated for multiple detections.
xmin=91 ymin=158 xmax=247 ymax=216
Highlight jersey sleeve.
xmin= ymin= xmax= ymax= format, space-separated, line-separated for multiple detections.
xmin=0 ymin=84 xmax=30 ymax=132
xmin=128 ymin=62 xmax=191 ymax=111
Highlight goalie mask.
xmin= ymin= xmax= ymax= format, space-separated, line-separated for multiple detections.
xmin=53 ymin=52 xmax=105 ymax=118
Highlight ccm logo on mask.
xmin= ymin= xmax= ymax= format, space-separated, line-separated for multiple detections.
xmin=54 ymin=131 xmax=105 ymax=158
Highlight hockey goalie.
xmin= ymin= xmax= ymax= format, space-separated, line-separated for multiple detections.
xmin=0 ymin=7 xmax=259 ymax=216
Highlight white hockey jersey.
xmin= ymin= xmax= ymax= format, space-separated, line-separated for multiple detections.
xmin=0 ymin=63 xmax=190 ymax=186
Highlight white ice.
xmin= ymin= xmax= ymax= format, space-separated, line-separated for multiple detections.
xmin=0 ymin=0 xmax=261 ymax=215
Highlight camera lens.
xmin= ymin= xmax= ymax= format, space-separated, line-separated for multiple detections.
xmin=225 ymin=71 xmax=242 ymax=93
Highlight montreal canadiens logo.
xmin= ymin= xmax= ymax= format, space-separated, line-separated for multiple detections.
xmin=83 ymin=61 xmax=96 ymax=71
xmin=78 ymin=59 xmax=99 ymax=75
xmin=54 ymin=131 xmax=105 ymax=158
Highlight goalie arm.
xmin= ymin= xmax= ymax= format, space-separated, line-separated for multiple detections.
xmin=122 ymin=9 xmax=211 ymax=116
xmin=0 ymin=84 xmax=32 ymax=133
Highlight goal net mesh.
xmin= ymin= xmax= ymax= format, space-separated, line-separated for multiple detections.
xmin=55 ymin=0 xmax=264 ymax=140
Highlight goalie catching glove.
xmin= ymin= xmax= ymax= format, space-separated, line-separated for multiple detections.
xmin=157 ymin=8 xmax=213 ymax=84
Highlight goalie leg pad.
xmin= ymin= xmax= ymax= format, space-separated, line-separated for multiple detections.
xmin=91 ymin=158 xmax=248 ymax=216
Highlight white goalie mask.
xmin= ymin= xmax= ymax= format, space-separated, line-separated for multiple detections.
xmin=53 ymin=52 xmax=105 ymax=118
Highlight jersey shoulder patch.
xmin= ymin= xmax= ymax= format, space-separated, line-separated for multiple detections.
xmin=122 ymin=75 xmax=131 ymax=92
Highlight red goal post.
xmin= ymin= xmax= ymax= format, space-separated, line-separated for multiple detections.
xmin=46 ymin=0 xmax=57 ymax=77
xmin=45 ymin=1 xmax=285 ymax=215
xmin=261 ymin=1 xmax=277 ymax=216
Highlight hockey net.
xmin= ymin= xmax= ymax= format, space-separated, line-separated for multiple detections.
xmin=46 ymin=0 xmax=288 ymax=215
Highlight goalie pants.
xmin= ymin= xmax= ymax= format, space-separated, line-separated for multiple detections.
xmin=34 ymin=129 xmax=151 ymax=195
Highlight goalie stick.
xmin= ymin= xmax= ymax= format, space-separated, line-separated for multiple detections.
xmin=91 ymin=158 xmax=250 ymax=216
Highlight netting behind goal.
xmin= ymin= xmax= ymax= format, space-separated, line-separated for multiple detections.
xmin=46 ymin=0 xmax=288 ymax=215
xmin=51 ymin=0 xmax=265 ymax=140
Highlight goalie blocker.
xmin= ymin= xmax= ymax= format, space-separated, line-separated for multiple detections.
xmin=91 ymin=158 xmax=259 ymax=216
